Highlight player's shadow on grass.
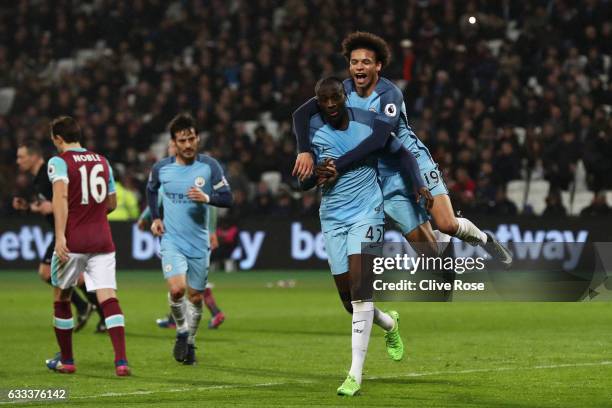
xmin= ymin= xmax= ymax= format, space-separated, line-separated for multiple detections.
xmin=227 ymin=327 xmax=346 ymax=337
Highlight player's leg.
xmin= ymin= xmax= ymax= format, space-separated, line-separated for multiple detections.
xmin=73 ymin=272 xmax=95 ymax=332
xmin=204 ymin=283 xmax=225 ymax=329
xmin=162 ymin=249 xmax=190 ymax=362
xmin=182 ymin=255 xmax=210 ymax=365
xmin=85 ymin=252 xmax=129 ymax=376
xmin=46 ymin=253 xmax=85 ymax=374
xmin=430 ymin=194 xmax=512 ymax=265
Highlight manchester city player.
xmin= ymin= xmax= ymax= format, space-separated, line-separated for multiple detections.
xmin=147 ymin=113 xmax=233 ymax=365
xmin=293 ymin=32 xmax=512 ymax=264
xmin=301 ymin=77 xmax=422 ymax=397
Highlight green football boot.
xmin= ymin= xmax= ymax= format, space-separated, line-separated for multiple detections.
xmin=384 ymin=310 xmax=404 ymax=361
xmin=337 ymin=374 xmax=360 ymax=396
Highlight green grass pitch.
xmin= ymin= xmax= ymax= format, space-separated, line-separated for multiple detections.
xmin=1 ymin=270 xmax=611 ymax=407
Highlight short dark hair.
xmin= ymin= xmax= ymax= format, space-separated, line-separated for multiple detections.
xmin=18 ymin=140 xmax=43 ymax=157
xmin=341 ymin=31 xmax=392 ymax=68
xmin=169 ymin=113 xmax=196 ymax=139
xmin=315 ymin=76 xmax=345 ymax=95
xmin=50 ymin=116 xmax=81 ymax=143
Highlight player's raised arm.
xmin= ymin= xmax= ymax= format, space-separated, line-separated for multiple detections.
xmin=47 ymin=157 xmax=70 ymax=263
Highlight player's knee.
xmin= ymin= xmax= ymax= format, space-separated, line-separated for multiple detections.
xmin=341 ymin=300 xmax=353 ymax=314
xmin=38 ymin=266 xmax=50 ymax=282
xmin=169 ymin=287 xmax=185 ymax=300
xmin=188 ymin=293 xmax=202 ymax=305
xmin=437 ymin=217 xmax=458 ymax=235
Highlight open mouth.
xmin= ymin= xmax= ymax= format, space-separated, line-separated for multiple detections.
xmin=354 ymin=73 xmax=368 ymax=84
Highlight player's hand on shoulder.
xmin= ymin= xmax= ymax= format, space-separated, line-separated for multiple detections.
xmin=12 ymin=197 xmax=28 ymax=211
xmin=151 ymin=218 xmax=165 ymax=236
xmin=292 ymin=152 xmax=314 ymax=181
xmin=416 ymin=186 xmax=434 ymax=211
xmin=187 ymin=187 xmax=210 ymax=203
xmin=54 ymin=236 xmax=70 ymax=263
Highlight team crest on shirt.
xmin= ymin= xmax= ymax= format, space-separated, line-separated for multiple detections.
xmin=48 ymin=163 xmax=56 ymax=176
xmin=164 ymin=264 xmax=173 ymax=273
xmin=384 ymin=103 xmax=397 ymax=117
xmin=194 ymin=176 xmax=205 ymax=188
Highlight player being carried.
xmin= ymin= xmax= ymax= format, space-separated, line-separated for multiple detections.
xmin=138 ymin=140 xmax=226 ymax=330
xmin=13 ymin=141 xmax=98 ymax=332
xmin=45 ymin=116 xmax=129 ymax=376
xmin=301 ymin=77 xmax=429 ymax=396
xmin=293 ymin=32 xmax=512 ymax=264
xmin=147 ymin=113 xmax=233 ymax=365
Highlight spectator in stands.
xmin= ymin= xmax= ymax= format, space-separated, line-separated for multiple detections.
xmin=580 ymin=193 xmax=612 ymax=217
xmin=542 ymin=190 xmax=567 ymax=217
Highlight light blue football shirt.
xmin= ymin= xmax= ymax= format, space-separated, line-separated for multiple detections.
xmin=147 ymin=154 xmax=230 ymax=257
xmin=309 ymin=107 xmax=384 ymax=232
xmin=344 ymin=77 xmax=435 ymax=176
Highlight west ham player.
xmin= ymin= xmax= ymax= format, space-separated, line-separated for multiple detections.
xmin=293 ymin=32 xmax=512 ymax=264
xmin=301 ymin=77 xmax=420 ymax=396
xmin=13 ymin=141 xmax=98 ymax=331
xmin=147 ymin=113 xmax=233 ymax=365
xmin=45 ymin=116 xmax=129 ymax=376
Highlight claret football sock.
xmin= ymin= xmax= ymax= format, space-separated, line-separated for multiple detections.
xmin=349 ymin=301 xmax=374 ymax=385
xmin=53 ymin=301 xmax=74 ymax=363
xmin=100 ymin=297 xmax=127 ymax=364
xmin=203 ymin=287 xmax=221 ymax=316
xmin=168 ymin=293 xmax=188 ymax=333
xmin=454 ymin=218 xmax=487 ymax=245
xmin=186 ymin=300 xmax=203 ymax=345
xmin=373 ymin=308 xmax=394 ymax=331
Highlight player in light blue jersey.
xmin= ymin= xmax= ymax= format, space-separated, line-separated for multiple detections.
xmin=293 ymin=31 xmax=512 ymax=266
xmin=301 ymin=77 xmax=418 ymax=397
xmin=139 ymin=140 xmax=226 ymax=331
xmin=147 ymin=113 xmax=233 ymax=365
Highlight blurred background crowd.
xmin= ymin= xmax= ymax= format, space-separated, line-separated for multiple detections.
xmin=0 ymin=0 xmax=610 ymax=220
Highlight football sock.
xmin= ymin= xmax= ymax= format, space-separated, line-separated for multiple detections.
xmin=454 ymin=218 xmax=487 ymax=245
xmin=169 ymin=293 xmax=188 ymax=333
xmin=70 ymin=290 xmax=88 ymax=315
xmin=349 ymin=301 xmax=374 ymax=385
xmin=373 ymin=308 xmax=394 ymax=331
xmin=433 ymin=229 xmax=452 ymax=254
xmin=186 ymin=300 xmax=203 ymax=345
xmin=203 ymin=287 xmax=221 ymax=316
xmin=53 ymin=301 xmax=74 ymax=363
xmin=100 ymin=297 xmax=127 ymax=364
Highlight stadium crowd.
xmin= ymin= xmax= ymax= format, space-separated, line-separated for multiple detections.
xmin=0 ymin=0 xmax=611 ymax=218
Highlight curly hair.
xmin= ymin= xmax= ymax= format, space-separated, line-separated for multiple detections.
xmin=341 ymin=31 xmax=392 ymax=68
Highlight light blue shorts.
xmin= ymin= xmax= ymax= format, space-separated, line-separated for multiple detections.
xmin=323 ymin=219 xmax=384 ymax=275
xmin=160 ymin=248 xmax=210 ymax=291
xmin=380 ymin=164 xmax=448 ymax=234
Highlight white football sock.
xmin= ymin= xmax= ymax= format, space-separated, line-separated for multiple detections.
xmin=168 ymin=293 xmax=188 ymax=333
xmin=186 ymin=300 xmax=203 ymax=345
xmin=349 ymin=301 xmax=374 ymax=385
xmin=373 ymin=308 xmax=394 ymax=331
xmin=454 ymin=218 xmax=487 ymax=245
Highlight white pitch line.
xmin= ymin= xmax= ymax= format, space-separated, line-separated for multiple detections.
xmin=1 ymin=361 xmax=610 ymax=404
